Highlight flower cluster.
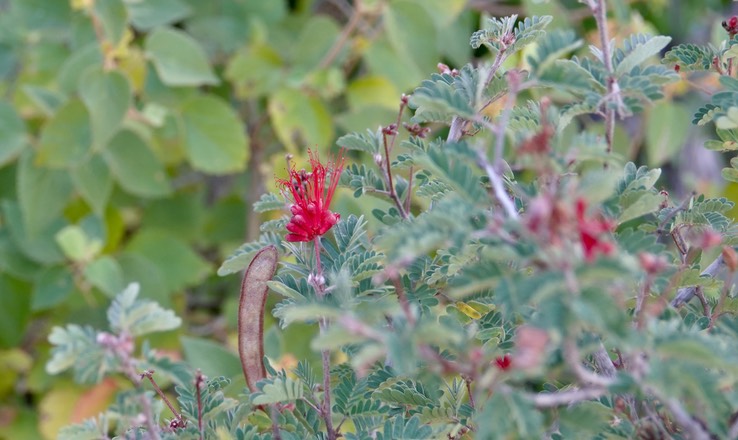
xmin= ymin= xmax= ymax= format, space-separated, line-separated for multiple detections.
xmin=277 ymin=150 xmax=345 ymax=242
xmin=575 ymin=198 xmax=616 ymax=262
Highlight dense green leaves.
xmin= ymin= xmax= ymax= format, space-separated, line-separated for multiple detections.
xmin=145 ymin=27 xmax=218 ymax=86
xmin=0 ymin=101 xmax=26 ymax=166
xmin=78 ymin=69 xmax=131 ymax=150
xmin=102 ymin=130 xmax=171 ymax=197
xmin=180 ymin=95 xmax=249 ymax=174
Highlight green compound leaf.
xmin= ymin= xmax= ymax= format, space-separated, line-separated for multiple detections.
xmin=253 ymin=193 xmax=284 ymax=213
xmin=107 ymin=283 xmax=181 ymax=337
xmin=145 ymin=27 xmax=218 ymax=87
xmin=614 ymin=35 xmax=671 ymax=76
xmin=180 ymin=95 xmax=249 ymax=174
xmin=250 ymin=375 xmax=304 ymax=405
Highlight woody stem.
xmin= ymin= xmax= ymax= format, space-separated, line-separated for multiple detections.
xmin=312 ymin=237 xmax=336 ymax=440
xmin=382 ymin=132 xmax=409 ymax=219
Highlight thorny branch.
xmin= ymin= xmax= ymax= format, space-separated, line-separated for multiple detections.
xmin=583 ymin=0 xmax=624 ymax=155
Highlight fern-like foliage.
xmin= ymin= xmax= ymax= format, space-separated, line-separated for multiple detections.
xmin=663 ymin=43 xmax=717 ymax=71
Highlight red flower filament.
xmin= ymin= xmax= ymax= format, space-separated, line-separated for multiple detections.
xmin=575 ymin=198 xmax=616 ymax=262
xmin=277 ymin=150 xmax=345 ymax=242
xmin=494 ymin=354 xmax=513 ymax=371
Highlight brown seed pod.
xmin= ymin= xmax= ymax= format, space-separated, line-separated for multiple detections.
xmin=238 ymin=246 xmax=279 ymax=393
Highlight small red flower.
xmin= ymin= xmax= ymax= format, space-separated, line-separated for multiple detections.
xmin=575 ymin=198 xmax=616 ymax=262
xmin=494 ymin=354 xmax=512 ymax=371
xmin=724 ymin=16 xmax=738 ymax=37
xmin=277 ymin=149 xmax=345 ymax=242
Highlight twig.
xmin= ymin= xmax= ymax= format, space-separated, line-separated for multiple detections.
xmin=195 ymin=371 xmax=204 ymax=439
xmin=270 ymin=405 xmax=283 ymax=440
xmin=564 ymin=340 xmax=614 ymax=387
xmin=656 ymin=192 xmax=695 ymax=234
xmin=671 ymin=254 xmax=726 ymax=307
xmin=464 ymin=377 xmax=476 ymax=409
xmin=584 ymin=0 xmax=620 ymax=155
xmin=477 ymin=151 xmax=519 ymax=220
xmin=693 ymin=286 xmax=711 ymax=318
xmin=318 ymin=1 xmax=362 ymax=69
xmin=390 ymin=275 xmax=415 ymax=326
xmin=447 ymin=46 xmax=509 ymax=143
xmin=382 ymin=128 xmax=409 ymax=219
xmin=141 ymin=370 xmax=185 ymax=428
xmin=524 ymin=386 xmax=608 ymax=408
xmin=312 ymin=238 xmax=337 ymax=440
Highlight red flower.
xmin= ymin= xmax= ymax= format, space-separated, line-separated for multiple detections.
xmin=494 ymin=354 xmax=512 ymax=371
xmin=575 ymin=198 xmax=615 ymax=262
xmin=277 ymin=150 xmax=345 ymax=242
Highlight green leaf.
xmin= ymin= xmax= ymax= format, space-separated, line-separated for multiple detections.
xmin=145 ymin=27 xmax=218 ymax=87
xmin=126 ymin=229 xmax=211 ymax=292
xmin=83 ymin=256 xmax=124 ymax=298
xmin=0 ymin=101 xmax=26 ymax=166
xmin=722 ymin=167 xmax=738 ymax=183
xmin=717 ymin=107 xmax=738 ymax=130
xmin=475 ymin=391 xmax=543 ymax=439
xmin=108 ymin=283 xmax=182 ymax=337
xmin=615 ymin=35 xmax=671 ymax=75
xmin=36 ymin=99 xmax=91 ymax=168
xmin=268 ymin=88 xmax=333 ymax=152
xmin=31 ymin=266 xmax=74 ymax=311
xmin=21 ymin=85 xmax=65 ymax=116
xmin=0 ymin=274 xmax=32 ymax=348
xmin=102 ymin=130 xmax=171 ymax=198
xmin=253 ymin=193 xmax=284 ymax=213
xmin=619 ymin=192 xmax=663 ymax=223
xmin=71 ymin=154 xmax=113 ymax=216
xmin=384 ymin=0 xmax=438 ymax=83
xmin=645 ymin=101 xmax=690 ymax=167
xmin=250 ymin=376 xmax=304 ymax=405
xmin=79 ymin=69 xmax=131 ymax=150
xmin=180 ymin=336 xmax=242 ymax=378
xmin=54 ymin=225 xmax=102 ymax=263
xmin=225 ymin=43 xmax=284 ymax=99
xmin=57 ymin=44 xmax=102 ymax=94
xmin=180 ymin=95 xmax=249 ymax=174
xmin=94 ymin=0 xmax=127 ymax=46
xmin=125 ymin=0 xmax=191 ymax=30
xmin=291 ymin=16 xmax=341 ymax=70
xmin=17 ymin=151 xmax=73 ymax=236
xmin=1 ymin=201 xmax=66 ymax=265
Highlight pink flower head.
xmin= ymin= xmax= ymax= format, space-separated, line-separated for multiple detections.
xmin=575 ymin=198 xmax=616 ymax=262
xmin=277 ymin=149 xmax=345 ymax=242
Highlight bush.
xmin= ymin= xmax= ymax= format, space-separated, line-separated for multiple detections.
xmin=4 ymin=0 xmax=738 ymax=438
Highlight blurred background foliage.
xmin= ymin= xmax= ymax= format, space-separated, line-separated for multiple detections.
xmin=0 ymin=0 xmax=736 ymax=437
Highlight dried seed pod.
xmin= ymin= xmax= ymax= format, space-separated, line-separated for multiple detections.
xmin=238 ymin=246 xmax=279 ymax=393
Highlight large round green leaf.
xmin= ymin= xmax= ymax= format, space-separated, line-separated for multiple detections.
xmin=102 ymin=130 xmax=171 ymax=198
xmin=36 ymin=99 xmax=92 ymax=168
xmin=0 ymin=274 xmax=32 ymax=348
xmin=31 ymin=266 xmax=74 ymax=312
xmin=71 ymin=154 xmax=113 ymax=216
xmin=0 ymin=101 xmax=26 ymax=166
xmin=79 ymin=69 xmax=131 ymax=150
xmin=145 ymin=27 xmax=218 ymax=87
xmin=180 ymin=95 xmax=248 ymax=174
xmin=94 ymin=0 xmax=127 ymax=46
xmin=17 ymin=150 xmax=73 ymax=236
xmin=268 ymin=87 xmax=333 ymax=152
xmin=126 ymin=0 xmax=191 ymax=30
xmin=126 ymin=229 xmax=211 ymax=293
